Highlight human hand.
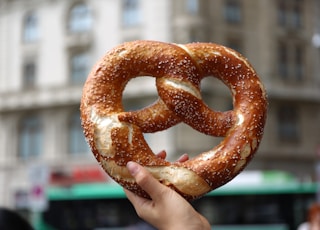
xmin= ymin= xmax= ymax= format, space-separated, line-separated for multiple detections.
xmin=124 ymin=161 xmax=211 ymax=230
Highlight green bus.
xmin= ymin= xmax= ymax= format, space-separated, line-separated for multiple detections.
xmin=35 ymin=171 xmax=318 ymax=230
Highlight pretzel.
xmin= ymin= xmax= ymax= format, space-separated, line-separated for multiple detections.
xmin=80 ymin=40 xmax=267 ymax=200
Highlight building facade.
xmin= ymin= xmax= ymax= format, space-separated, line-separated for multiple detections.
xmin=0 ymin=0 xmax=319 ymax=210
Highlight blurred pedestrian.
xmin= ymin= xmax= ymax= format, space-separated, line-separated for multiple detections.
xmin=297 ymin=203 xmax=320 ymax=230
xmin=0 ymin=207 xmax=34 ymax=230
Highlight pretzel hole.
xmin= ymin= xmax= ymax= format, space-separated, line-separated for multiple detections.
xmin=122 ymin=76 xmax=158 ymax=112
xmin=200 ymin=76 xmax=233 ymax=112
xmin=175 ymin=122 xmax=223 ymax=159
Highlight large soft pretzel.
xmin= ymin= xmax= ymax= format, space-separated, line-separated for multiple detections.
xmin=80 ymin=40 xmax=267 ymax=200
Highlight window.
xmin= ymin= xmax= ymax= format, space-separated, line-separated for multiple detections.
xmin=277 ymin=105 xmax=300 ymax=142
xmin=70 ymin=51 xmax=90 ymax=84
xmin=292 ymin=5 xmax=302 ymax=28
xmin=23 ymin=62 xmax=36 ymax=88
xmin=122 ymin=0 xmax=141 ymax=27
xmin=278 ymin=42 xmax=288 ymax=79
xmin=277 ymin=0 xmax=303 ymax=28
xmin=294 ymin=46 xmax=304 ymax=81
xmin=23 ymin=11 xmax=39 ymax=42
xmin=224 ymin=0 xmax=241 ymax=24
xmin=277 ymin=41 xmax=305 ymax=82
xmin=186 ymin=0 xmax=199 ymax=14
xmin=19 ymin=115 xmax=43 ymax=159
xmin=68 ymin=3 xmax=92 ymax=33
xmin=278 ymin=1 xmax=286 ymax=27
xmin=225 ymin=39 xmax=243 ymax=54
xmin=68 ymin=111 xmax=88 ymax=154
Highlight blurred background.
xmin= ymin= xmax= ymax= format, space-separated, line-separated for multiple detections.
xmin=0 ymin=0 xmax=320 ymax=229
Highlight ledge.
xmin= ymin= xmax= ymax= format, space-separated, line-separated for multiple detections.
xmin=0 ymin=86 xmax=82 ymax=111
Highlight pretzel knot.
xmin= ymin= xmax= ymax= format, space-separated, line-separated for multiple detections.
xmin=80 ymin=40 xmax=267 ymax=200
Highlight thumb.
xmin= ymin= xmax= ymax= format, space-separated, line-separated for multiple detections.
xmin=126 ymin=161 xmax=167 ymax=201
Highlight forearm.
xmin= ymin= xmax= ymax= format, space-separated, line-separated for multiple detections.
xmin=164 ymin=215 xmax=211 ymax=230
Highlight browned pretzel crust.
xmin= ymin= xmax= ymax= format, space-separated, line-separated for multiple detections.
xmin=80 ymin=40 xmax=267 ymax=200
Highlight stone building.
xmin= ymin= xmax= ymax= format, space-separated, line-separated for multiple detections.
xmin=0 ymin=0 xmax=319 ymax=210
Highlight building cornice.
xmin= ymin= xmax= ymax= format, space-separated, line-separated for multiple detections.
xmin=0 ymin=85 xmax=82 ymax=112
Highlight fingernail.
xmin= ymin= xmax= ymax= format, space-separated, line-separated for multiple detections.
xmin=126 ymin=161 xmax=139 ymax=176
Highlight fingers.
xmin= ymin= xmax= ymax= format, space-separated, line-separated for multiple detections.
xmin=156 ymin=150 xmax=189 ymax=163
xmin=156 ymin=150 xmax=167 ymax=159
xmin=177 ymin=153 xmax=189 ymax=162
xmin=126 ymin=161 xmax=167 ymax=202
